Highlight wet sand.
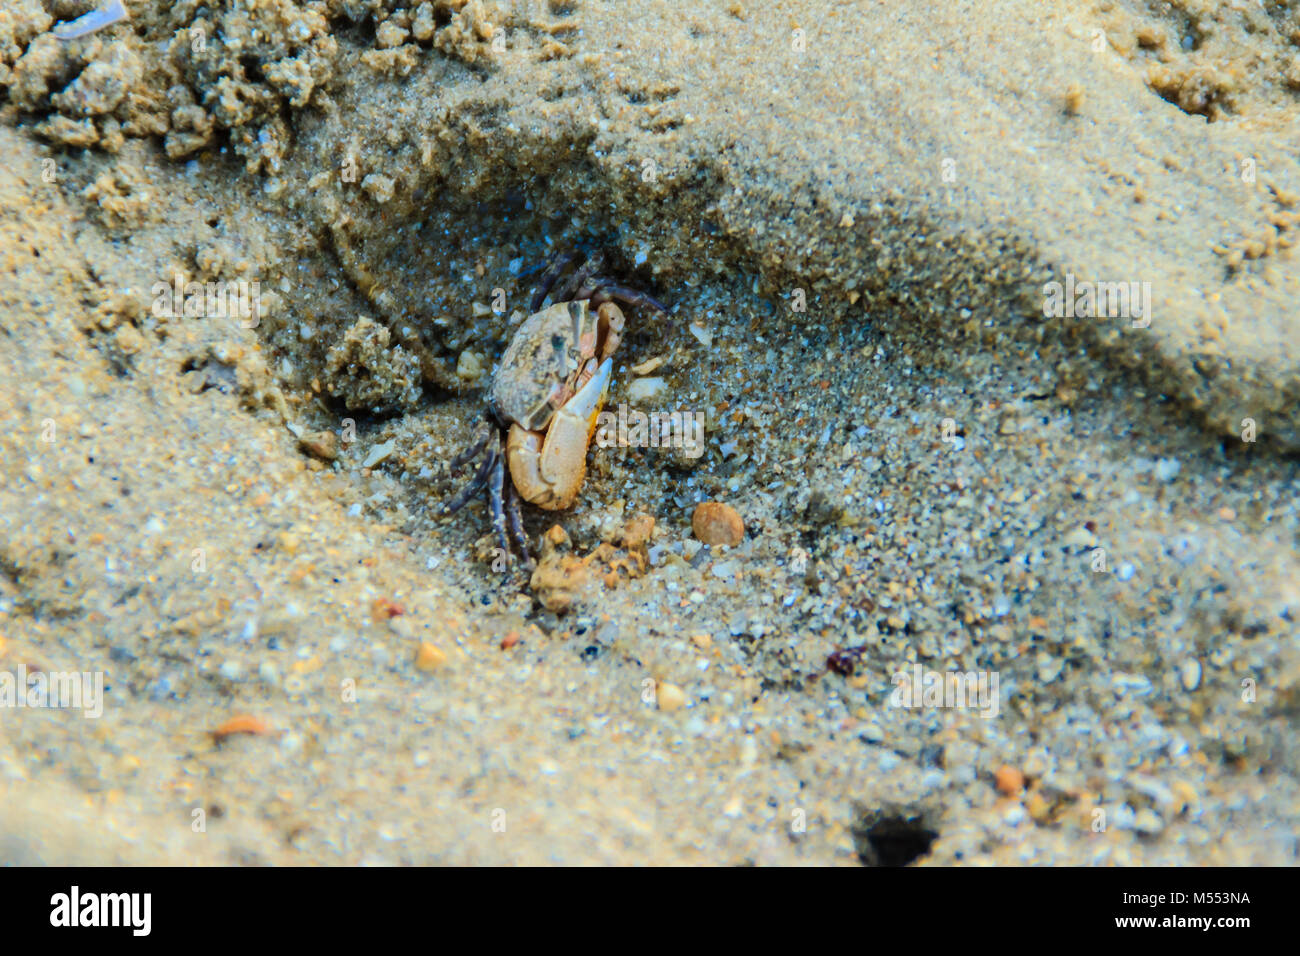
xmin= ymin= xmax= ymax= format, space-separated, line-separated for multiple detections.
xmin=0 ymin=0 xmax=1297 ymax=864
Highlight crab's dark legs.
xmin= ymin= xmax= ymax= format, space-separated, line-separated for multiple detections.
xmin=443 ymin=416 xmax=533 ymax=563
xmin=504 ymin=479 xmax=532 ymax=564
xmin=530 ymin=251 xmax=580 ymax=311
xmin=553 ymin=256 xmax=602 ymax=304
xmin=588 ymin=280 xmax=672 ymax=316
xmin=442 ymin=441 xmax=497 ymax=516
xmin=530 ymin=248 xmax=672 ymax=316
xmin=449 ymin=416 xmax=495 ymax=471
xmin=485 ymin=441 xmax=511 ymax=558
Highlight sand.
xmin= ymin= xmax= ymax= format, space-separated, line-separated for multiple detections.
xmin=0 ymin=0 xmax=1297 ymax=865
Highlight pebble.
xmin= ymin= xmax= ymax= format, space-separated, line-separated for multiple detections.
xmin=1062 ymin=525 xmax=1098 ymax=548
xmin=656 ymin=682 xmax=687 ymax=711
xmin=1133 ymin=808 xmax=1164 ymax=835
xmin=1180 ymin=658 xmax=1202 ymax=691
xmin=457 ymin=349 xmax=486 ymax=382
xmin=626 ymin=376 xmax=666 ymax=402
xmin=415 ymin=642 xmax=448 ymax=672
xmin=298 ymin=430 xmax=338 ymax=461
xmin=219 ymin=660 xmax=244 ymax=681
xmin=692 ymin=501 xmax=744 ymax=547
xmin=711 ymin=560 xmax=739 ymax=580
xmin=994 ymin=764 xmax=1025 ymax=796
xmin=362 ymin=440 xmax=396 ymax=469
xmin=630 ymin=355 xmax=666 ymax=375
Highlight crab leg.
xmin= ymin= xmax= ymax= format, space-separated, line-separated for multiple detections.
xmin=590 ymin=281 xmax=672 ymax=316
xmin=449 ymin=416 xmax=494 ymax=471
xmin=487 ymin=444 xmax=510 ymax=557
xmin=554 ymin=261 xmax=599 ymax=305
xmin=442 ymin=441 xmax=496 ymax=515
xmin=529 ymin=251 xmax=579 ymax=312
xmin=504 ymin=480 xmax=532 ymax=564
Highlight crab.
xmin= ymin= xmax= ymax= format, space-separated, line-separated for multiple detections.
xmin=442 ymin=251 xmax=668 ymax=562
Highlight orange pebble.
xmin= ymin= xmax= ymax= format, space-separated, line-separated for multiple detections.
xmin=995 ymin=764 xmax=1025 ymax=796
xmin=211 ymin=714 xmax=272 ymax=741
xmin=415 ymin=642 xmax=447 ymax=672
xmin=692 ymin=501 xmax=744 ymax=547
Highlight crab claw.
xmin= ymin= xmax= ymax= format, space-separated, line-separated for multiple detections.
xmin=571 ymin=357 xmax=613 ymax=436
xmin=505 ymin=358 xmax=612 ymax=510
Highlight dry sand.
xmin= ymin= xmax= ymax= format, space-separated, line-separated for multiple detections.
xmin=0 ymin=0 xmax=1297 ymax=864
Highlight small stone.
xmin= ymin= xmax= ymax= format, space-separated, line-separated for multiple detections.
xmin=1133 ymin=808 xmax=1164 ymax=835
xmin=362 ymin=440 xmax=396 ymax=468
xmin=656 ymin=682 xmax=687 ymax=711
xmin=415 ymin=642 xmax=447 ymax=672
xmin=994 ymin=764 xmax=1025 ymax=796
xmin=219 ymin=660 xmax=244 ymax=681
xmin=1025 ymin=790 xmax=1052 ymax=823
xmin=115 ymin=325 xmax=145 ymax=355
xmin=1180 ymin=658 xmax=1202 ymax=692
xmin=626 ymin=376 xmax=666 ymax=402
xmin=361 ymin=173 xmax=395 ymax=203
xmin=258 ymin=661 xmax=280 ymax=687
xmin=375 ymin=21 xmax=409 ymax=48
xmin=1154 ymin=457 xmax=1181 ymax=482
xmin=298 ymin=430 xmax=338 ymax=461
xmin=1062 ymin=525 xmax=1097 ymax=549
xmin=692 ymin=501 xmax=744 ymax=547
xmin=457 ymin=349 xmax=486 ymax=382
xmin=690 ymin=633 xmax=712 ymax=649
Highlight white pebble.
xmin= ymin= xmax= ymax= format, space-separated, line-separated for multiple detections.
xmin=219 ymin=660 xmax=244 ymax=681
xmin=1154 ymin=458 xmax=1181 ymax=482
xmin=363 ymin=440 xmax=396 ymax=468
